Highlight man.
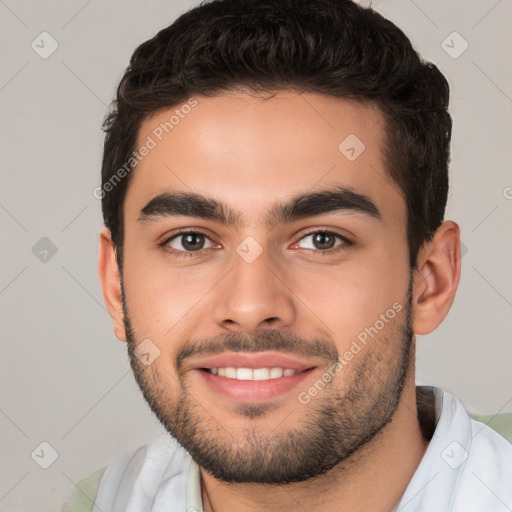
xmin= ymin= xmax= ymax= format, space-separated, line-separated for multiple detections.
xmin=65 ymin=0 xmax=512 ymax=510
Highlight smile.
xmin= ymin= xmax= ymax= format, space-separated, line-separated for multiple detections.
xmin=195 ymin=366 xmax=317 ymax=402
xmin=203 ymin=367 xmax=299 ymax=380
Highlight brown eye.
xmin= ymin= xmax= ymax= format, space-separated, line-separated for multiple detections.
xmin=311 ymin=232 xmax=336 ymax=249
xmin=297 ymin=231 xmax=350 ymax=251
xmin=167 ymin=232 xmax=214 ymax=252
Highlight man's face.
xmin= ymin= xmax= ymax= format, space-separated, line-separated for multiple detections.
xmin=120 ymin=90 xmax=414 ymax=483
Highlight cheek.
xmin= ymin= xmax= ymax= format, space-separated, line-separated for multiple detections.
xmin=122 ymin=251 xmax=222 ymax=340
xmin=288 ymin=248 xmax=408 ymax=347
xmin=291 ymin=265 xmax=377 ymax=345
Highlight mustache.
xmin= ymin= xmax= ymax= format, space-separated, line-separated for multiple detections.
xmin=174 ymin=330 xmax=339 ymax=374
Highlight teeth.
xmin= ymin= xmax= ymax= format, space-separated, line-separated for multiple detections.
xmin=270 ymin=367 xmax=283 ymax=379
xmin=236 ymin=368 xmax=253 ymax=380
xmin=225 ymin=367 xmax=237 ymax=378
xmin=209 ymin=367 xmax=297 ymax=380
xmin=253 ymin=368 xmax=270 ymax=380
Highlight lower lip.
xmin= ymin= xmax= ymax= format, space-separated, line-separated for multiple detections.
xmin=194 ymin=368 xmax=316 ymax=402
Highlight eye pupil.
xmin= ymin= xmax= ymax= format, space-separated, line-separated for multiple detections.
xmin=313 ymin=232 xmax=335 ymax=250
xmin=182 ymin=233 xmax=205 ymax=251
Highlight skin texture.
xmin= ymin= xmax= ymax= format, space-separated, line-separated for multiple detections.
xmin=98 ymin=90 xmax=461 ymax=511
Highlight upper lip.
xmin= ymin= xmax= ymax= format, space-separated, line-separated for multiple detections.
xmin=191 ymin=351 xmax=319 ymax=372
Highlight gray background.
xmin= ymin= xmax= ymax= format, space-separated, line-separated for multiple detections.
xmin=1 ymin=1 xmax=511 ymax=510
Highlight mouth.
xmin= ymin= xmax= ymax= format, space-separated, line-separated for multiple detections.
xmin=199 ymin=366 xmax=307 ymax=380
xmin=190 ymin=352 xmax=319 ymax=402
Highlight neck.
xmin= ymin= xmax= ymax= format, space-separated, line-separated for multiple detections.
xmin=200 ymin=377 xmax=428 ymax=512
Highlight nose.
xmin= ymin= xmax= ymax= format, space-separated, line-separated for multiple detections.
xmin=212 ymin=246 xmax=296 ymax=334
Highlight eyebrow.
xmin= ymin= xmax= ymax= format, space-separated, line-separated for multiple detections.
xmin=138 ymin=185 xmax=382 ymax=228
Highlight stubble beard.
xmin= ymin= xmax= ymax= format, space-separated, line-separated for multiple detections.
xmin=123 ymin=280 xmax=415 ymax=484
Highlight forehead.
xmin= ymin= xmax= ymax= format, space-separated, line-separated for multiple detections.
xmin=125 ymin=91 xmax=405 ymax=226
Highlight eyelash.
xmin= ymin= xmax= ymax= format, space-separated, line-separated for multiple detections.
xmin=295 ymin=229 xmax=353 ymax=255
xmin=159 ymin=229 xmax=216 ymax=259
xmin=160 ymin=229 xmax=353 ymax=258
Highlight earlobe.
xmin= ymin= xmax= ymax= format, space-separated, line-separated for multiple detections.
xmin=97 ymin=228 xmax=127 ymax=342
xmin=412 ymin=221 xmax=461 ymax=335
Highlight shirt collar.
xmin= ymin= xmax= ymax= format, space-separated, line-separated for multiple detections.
xmin=187 ymin=458 xmax=204 ymax=512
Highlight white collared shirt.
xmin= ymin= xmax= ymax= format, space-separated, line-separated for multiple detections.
xmin=91 ymin=387 xmax=512 ymax=511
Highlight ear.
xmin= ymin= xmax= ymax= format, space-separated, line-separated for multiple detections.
xmin=412 ymin=221 xmax=462 ymax=335
xmin=98 ymin=228 xmax=126 ymax=342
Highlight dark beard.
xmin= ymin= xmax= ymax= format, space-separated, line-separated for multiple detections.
xmin=123 ymin=279 xmax=414 ymax=484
